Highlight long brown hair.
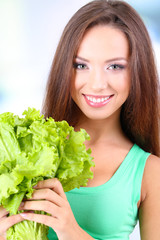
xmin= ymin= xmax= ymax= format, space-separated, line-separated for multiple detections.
xmin=42 ymin=0 xmax=160 ymax=156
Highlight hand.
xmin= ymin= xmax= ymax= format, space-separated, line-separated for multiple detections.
xmin=0 ymin=206 xmax=23 ymax=239
xmin=20 ymin=178 xmax=93 ymax=240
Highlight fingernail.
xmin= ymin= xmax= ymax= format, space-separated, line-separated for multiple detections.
xmin=20 ymin=202 xmax=24 ymax=207
xmin=33 ymin=184 xmax=37 ymax=188
xmin=20 ymin=213 xmax=28 ymax=219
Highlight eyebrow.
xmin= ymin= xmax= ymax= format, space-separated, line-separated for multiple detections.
xmin=75 ymin=56 xmax=128 ymax=63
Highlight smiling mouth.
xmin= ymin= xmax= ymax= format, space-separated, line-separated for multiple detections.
xmin=83 ymin=94 xmax=114 ymax=107
xmin=86 ymin=95 xmax=110 ymax=103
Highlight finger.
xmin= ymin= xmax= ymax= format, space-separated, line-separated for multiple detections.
xmin=0 ymin=236 xmax=5 ymax=240
xmin=34 ymin=179 xmax=67 ymax=199
xmin=31 ymin=188 xmax=64 ymax=207
xmin=20 ymin=200 xmax=60 ymax=217
xmin=0 ymin=214 xmax=23 ymax=234
xmin=20 ymin=212 xmax=59 ymax=229
xmin=0 ymin=206 xmax=9 ymax=218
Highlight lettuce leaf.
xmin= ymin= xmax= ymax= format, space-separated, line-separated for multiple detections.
xmin=0 ymin=108 xmax=94 ymax=240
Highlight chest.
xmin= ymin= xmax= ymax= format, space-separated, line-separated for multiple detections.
xmin=66 ymin=183 xmax=137 ymax=239
xmin=86 ymin=144 xmax=130 ymax=187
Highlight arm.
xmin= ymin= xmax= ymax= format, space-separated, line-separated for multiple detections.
xmin=20 ymin=178 xmax=94 ymax=240
xmin=139 ymin=154 xmax=160 ymax=240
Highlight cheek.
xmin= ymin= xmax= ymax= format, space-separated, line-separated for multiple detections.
xmin=119 ymin=81 xmax=130 ymax=93
xmin=71 ymin=74 xmax=86 ymax=94
xmin=114 ymin=74 xmax=130 ymax=95
xmin=70 ymin=77 xmax=81 ymax=102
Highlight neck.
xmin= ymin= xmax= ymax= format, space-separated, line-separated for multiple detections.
xmin=74 ymin=112 xmax=126 ymax=145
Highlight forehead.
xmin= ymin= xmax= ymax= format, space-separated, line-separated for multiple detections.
xmin=77 ymin=25 xmax=129 ymax=60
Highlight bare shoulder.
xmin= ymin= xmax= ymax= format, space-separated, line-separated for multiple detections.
xmin=145 ymin=154 xmax=160 ymax=174
xmin=139 ymin=154 xmax=160 ymax=239
xmin=143 ymin=154 xmax=160 ymax=189
xmin=146 ymin=153 xmax=160 ymax=168
xmin=141 ymin=154 xmax=160 ymax=199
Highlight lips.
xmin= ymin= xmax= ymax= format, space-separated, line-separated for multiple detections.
xmin=83 ymin=94 xmax=113 ymax=108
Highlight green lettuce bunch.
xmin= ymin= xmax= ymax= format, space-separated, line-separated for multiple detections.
xmin=0 ymin=108 xmax=94 ymax=240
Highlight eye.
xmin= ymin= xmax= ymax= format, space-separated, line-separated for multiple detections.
xmin=107 ymin=64 xmax=125 ymax=70
xmin=73 ymin=62 xmax=88 ymax=70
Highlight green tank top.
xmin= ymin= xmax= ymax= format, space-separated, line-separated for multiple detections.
xmin=48 ymin=144 xmax=150 ymax=240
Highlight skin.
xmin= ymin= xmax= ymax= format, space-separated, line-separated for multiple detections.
xmin=1 ymin=25 xmax=160 ymax=240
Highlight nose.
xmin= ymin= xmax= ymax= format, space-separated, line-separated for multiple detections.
xmin=89 ymin=67 xmax=107 ymax=91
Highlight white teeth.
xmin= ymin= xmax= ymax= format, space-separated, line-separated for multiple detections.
xmin=86 ymin=96 xmax=110 ymax=103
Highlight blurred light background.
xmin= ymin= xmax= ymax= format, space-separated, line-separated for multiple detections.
xmin=0 ymin=0 xmax=159 ymax=116
xmin=0 ymin=0 xmax=159 ymax=238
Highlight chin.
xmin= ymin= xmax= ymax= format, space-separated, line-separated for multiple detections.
xmin=85 ymin=113 xmax=110 ymax=121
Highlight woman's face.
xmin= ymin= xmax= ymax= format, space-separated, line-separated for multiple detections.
xmin=71 ymin=25 xmax=130 ymax=121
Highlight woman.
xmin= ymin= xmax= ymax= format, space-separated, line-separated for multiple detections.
xmin=0 ymin=0 xmax=160 ymax=239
